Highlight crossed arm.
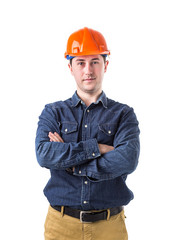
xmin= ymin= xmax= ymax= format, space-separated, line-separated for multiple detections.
xmin=48 ymin=132 xmax=114 ymax=155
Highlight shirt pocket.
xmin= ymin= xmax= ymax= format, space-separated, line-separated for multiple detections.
xmin=60 ymin=121 xmax=78 ymax=143
xmin=98 ymin=123 xmax=117 ymax=145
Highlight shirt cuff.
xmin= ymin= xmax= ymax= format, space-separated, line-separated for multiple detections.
xmin=73 ymin=138 xmax=101 ymax=177
xmin=84 ymin=138 xmax=101 ymax=160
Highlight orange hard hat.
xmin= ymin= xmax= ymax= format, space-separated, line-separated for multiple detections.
xmin=65 ymin=27 xmax=110 ymax=59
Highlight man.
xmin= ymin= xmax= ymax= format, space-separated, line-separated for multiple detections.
xmin=35 ymin=27 xmax=140 ymax=240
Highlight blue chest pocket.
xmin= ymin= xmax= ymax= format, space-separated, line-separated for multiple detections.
xmin=98 ymin=123 xmax=117 ymax=145
xmin=60 ymin=121 xmax=78 ymax=143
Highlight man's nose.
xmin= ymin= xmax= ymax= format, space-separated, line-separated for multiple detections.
xmin=84 ymin=63 xmax=93 ymax=74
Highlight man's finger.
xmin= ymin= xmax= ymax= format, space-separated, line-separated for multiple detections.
xmin=48 ymin=132 xmax=59 ymax=142
xmin=54 ymin=132 xmax=64 ymax=143
xmin=48 ymin=132 xmax=55 ymax=139
xmin=48 ymin=132 xmax=64 ymax=143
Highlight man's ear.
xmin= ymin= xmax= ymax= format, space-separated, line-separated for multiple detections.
xmin=104 ymin=60 xmax=109 ymax=73
xmin=68 ymin=63 xmax=73 ymax=75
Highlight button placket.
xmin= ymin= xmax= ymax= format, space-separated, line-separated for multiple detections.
xmin=81 ymin=108 xmax=91 ymax=141
xmin=81 ymin=177 xmax=90 ymax=209
xmin=80 ymin=108 xmax=91 ymax=209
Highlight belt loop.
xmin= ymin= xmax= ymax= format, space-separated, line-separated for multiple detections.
xmin=61 ymin=206 xmax=64 ymax=217
xmin=107 ymin=209 xmax=110 ymax=221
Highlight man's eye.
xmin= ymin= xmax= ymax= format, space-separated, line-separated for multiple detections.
xmin=92 ymin=61 xmax=99 ymax=64
xmin=78 ymin=62 xmax=84 ymax=65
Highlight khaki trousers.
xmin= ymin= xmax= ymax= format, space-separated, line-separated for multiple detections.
xmin=44 ymin=206 xmax=128 ymax=240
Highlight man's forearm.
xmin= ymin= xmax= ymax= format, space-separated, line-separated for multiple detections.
xmin=98 ymin=144 xmax=114 ymax=154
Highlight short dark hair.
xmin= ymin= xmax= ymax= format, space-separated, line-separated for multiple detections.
xmin=69 ymin=55 xmax=107 ymax=66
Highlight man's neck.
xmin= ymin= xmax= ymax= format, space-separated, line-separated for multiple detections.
xmin=77 ymin=90 xmax=102 ymax=107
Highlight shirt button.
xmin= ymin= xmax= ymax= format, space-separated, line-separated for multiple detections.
xmin=87 ymin=110 xmax=90 ymax=113
xmin=83 ymin=201 xmax=88 ymax=204
xmin=92 ymin=153 xmax=95 ymax=157
xmin=84 ymin=181 xmax=88 ymax=184
xmin=79 ymin=170 xmax=82 ymax=174
xmin=108 ymin=130 xmax=111 ymax=134
xmin=85 ymin=124 xmax=88 ymax=128
xmin=65 ymin=128 xmax=68 ymax=132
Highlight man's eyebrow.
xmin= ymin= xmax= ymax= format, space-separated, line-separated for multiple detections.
xmin=75 ymin=58 xmax=100 ymax=62
xmin=91 ymin=58 xmax=100 ymax=61
xmin=75 ymin=59 xmax=85 ymax=61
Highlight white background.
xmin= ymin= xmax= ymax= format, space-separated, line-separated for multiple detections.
xmin=0 ymin=0 xmax=176 ymax=239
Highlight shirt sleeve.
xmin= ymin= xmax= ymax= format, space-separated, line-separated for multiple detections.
xmin=35 ymin=104 xmax=101 ymax=169
xmin=76 ymin=107 xmax=140 ymax=181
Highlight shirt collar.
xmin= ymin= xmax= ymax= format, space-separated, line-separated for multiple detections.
xmin=71 ymin=92 xmax=82 ymax=107
xmin=71 ymin=91 xmax=108 ymax=108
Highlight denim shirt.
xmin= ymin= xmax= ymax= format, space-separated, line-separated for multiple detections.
xmin=35 ymin=92 xmax=140 ymax=210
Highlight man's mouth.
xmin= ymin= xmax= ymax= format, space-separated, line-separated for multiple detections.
xmin=83 ymin=77 xmax=96 ymax=81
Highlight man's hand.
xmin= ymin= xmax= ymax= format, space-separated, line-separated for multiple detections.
xmin=98 ymin=144 xmax=114 ymax=155
xmin=48 ymin=132 xmax=64 ymax=142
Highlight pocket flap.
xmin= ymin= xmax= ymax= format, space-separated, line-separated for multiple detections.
xmin=61 ymin=121 xmax=78 ymax=134
xmin=98 ymin=123 xmax=117 ymax=136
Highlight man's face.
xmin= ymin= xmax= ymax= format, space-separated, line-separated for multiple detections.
xmin=68 ymin=55 xmax=109 ymax=95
